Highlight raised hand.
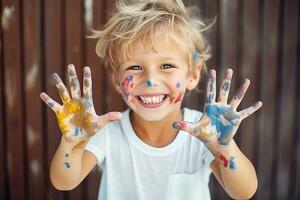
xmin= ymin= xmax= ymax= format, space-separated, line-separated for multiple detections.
xmin=173 ymin=68 xmax=262 ymax=147
xmin=40 ymin=64 xmax=122 ymax=152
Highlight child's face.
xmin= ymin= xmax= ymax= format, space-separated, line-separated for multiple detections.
xmin=115 ymin=32 xmax=200 ymax=121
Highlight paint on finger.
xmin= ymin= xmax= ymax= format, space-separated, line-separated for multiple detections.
xmin=172 ymin=121 xmax=187 ymax=130
xmin=221 ymin=81 xmax=230 ymax=91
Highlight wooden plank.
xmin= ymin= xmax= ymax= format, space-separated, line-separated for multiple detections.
xmin=275 ymin=0 xmax=298 ymax=199
xmin=294 ymin=9 xmax=300 ymax=198
xmin=0 ymin=1 xmax=9 ymax=199
xmin=290 ymin=28 xmax=300 ymax=199
xmin=83 ymin=0 xmax=106 ymax=198
xmin=256 ymin=0 xmax=280 ymax=199
xmin=43 ymin=0 xmax=65 ymax=199
xmin=104 ymin=0 xmax=126 ymax=112
xmin=64 ymin=0 xmax=84 ymax=199
xmin=238 ymin=0 xmax=260 ymax=164
xmin=22 ymin=0 xmax=46 ymax=199
xmin=2 ymin=0 xmax=26 ymax=199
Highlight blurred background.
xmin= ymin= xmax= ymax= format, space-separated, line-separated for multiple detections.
xmin=0 ymin=0 xmax=299 ymax=199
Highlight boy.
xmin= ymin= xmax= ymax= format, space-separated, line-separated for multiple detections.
xmin=40 ymin=0 xmax=262 ymax=199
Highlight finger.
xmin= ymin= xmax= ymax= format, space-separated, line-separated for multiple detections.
xmin=67 ymin=64 xmax=81 ymax=99
xmin=172 ymin=121 xmax=197 ymax=134
xmin=239 ymin=101 xmax=262 ymax=120
xmin=218 ymin=68 xmax=233 ymax=103
xmin=229 ymin=79 xmax=250 ymax=109
xmin=83 ymin=66 xmax=92 ymax=99
xmin=96 ymin=112 xmax=122 ymax=129
xmin=40 ymin=92 xmax=62 ymax=113
xmin=50 ymin=73 xmax=71 ymax=104
xmin=206 ymin=69 xmax=216 ymax=104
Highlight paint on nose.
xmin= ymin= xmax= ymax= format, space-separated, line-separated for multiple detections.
xmin=145 ymin=80 xmax=153 ymax=87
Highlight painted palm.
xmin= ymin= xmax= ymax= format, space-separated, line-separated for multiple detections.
xmin=173 ymin=68 xmax=262 ymax=146
xmin=40 ymin=65 xmax=121 ymax=151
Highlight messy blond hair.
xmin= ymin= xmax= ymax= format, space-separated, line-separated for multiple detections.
xmin=92 ymin=0 xmax=212 ymax=77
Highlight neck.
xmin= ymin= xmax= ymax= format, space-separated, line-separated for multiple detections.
xmin=130 ymin=108 xmax=183 ymax=147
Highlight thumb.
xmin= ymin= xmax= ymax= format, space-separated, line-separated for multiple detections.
xmin=101 ymin=111 xmax=122 ymax=124
xmin=172 ymin=121 xmax=198 ymax=135
xmin=93 ymin=112 xmax=122 ymax=130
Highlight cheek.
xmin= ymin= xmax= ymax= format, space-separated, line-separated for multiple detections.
xmin=120 ymin=75 xmax=135 ymax=100
xmin=166 ymin=76 xmax=187 ymax=104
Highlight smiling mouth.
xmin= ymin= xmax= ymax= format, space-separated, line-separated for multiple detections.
xmin=136 ymin=94 xmax=168 ymax=106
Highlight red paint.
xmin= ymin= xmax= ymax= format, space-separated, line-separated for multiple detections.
xmin=218 ymin=154 xmax=228 ymax=167
xmin=174 ymin=94 xmax=182 ymax=103
xmin=177 ymin=121 xmax=187 ymax=129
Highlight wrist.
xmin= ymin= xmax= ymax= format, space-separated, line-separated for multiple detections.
xmin=60 ymin=136 xmax=90 ymax=153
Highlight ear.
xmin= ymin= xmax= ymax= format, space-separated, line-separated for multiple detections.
xmin=186 ymin=63 xmax=202 ymax=90
xmin=111 ymin=72 xmax=122 ymax=94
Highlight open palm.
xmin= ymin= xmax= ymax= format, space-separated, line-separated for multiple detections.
xmin=40 ymin=64 xmax=121 ymax=150
xmin=173 ymin=68 xmax=262 ymax=146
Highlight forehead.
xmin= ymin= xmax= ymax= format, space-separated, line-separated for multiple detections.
xmin=118 ymin=30 xmax=188 ymax=63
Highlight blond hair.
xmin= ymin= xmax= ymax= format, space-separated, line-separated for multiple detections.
xmin=92 ymin=0 xmax=212 ymax=77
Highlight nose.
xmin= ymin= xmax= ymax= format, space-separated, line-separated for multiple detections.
xmin=144 ymin=70 xmax=159 ymax=88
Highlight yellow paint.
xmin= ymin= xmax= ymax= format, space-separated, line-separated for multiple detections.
xmin=56 ymin=100 xmax=83 ymax=135
xmin=72 ymin=140 xmax=87 ymax=152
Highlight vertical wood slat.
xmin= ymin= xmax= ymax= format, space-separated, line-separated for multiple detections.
xmin=238 ymin=0 xmax=259 ymax=164
xmin=0 ymin=1 xmax=8 ymax=199
xmin=43 ymin=0 xmax=64 ymax=199
xmin=22 ymin=0 xmax=45 ymax=199
xmin=293 ymin=3 xmax=300 ymax=197
xmin=276 ymin=0 xmax=299 ymax=199
xmin=256 ymin=0 xmax=280 ymax=199
xmin=105 ymin=0 xmax=126 ymax=112
xmin=2 ymin=0 xmax=26 ymax=199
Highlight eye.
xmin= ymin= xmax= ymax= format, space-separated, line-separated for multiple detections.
xmin=126 ymin=65 xmax=142 ymax=71
xmin=160 ymin=64 xmax=176 ymax=70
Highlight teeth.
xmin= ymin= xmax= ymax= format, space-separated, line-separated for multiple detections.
xmin=139 ymin=95 xmax=165 ymax=104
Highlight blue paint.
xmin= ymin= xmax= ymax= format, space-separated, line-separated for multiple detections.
xmin=128 ymin=75 xmax=133 ymax=81
xmin=84 ymin=99 xmax=93 ymax=109
xmin=207 ymin=93 xmax=215 ymax=103
xmin=64 ymin=162 xmax=71 ymax=168
xmin=176 ymin=82 xmax=181 ymax=88
xmin=205 ymin=104 xmax=239 ymax=145
xmin=193 ymin=127 xmax=201 ymax=135
xmin=74 ymin=127 xmax=80 ymax=136
xmin=229 ymin=157 xmax=236 ymax=169
xmin=222 ymin=82 xmax=230 ymax=91
xmin=145 ymin=80 xmax=153 ymax=87
xmin=192 ymin=50 xmax=199 ymax=61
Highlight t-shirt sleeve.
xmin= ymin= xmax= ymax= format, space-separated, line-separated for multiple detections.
xmin=202 ymin=146 xmax=215 ymax=170
xmin=85 ymin=129 xmax=106 ymax=166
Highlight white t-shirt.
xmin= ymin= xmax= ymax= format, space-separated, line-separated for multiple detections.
xmin=85 ymin=107 xmax=215 ymax=200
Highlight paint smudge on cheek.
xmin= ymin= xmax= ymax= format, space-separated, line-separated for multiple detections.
xmin=121 ymin=75 xmax=134 ymax=101
xmin=176 ymin=82 xmax=181 ymax=88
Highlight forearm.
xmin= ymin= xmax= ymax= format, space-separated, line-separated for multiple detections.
xmin=50 ymin=137 xmax=87 ymax=190
xmin=207 ymin=141 xmax=257 ymax=199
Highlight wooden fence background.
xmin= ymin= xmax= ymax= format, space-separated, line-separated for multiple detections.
xmin=0 ymin=0 xmax=299 ymax=199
